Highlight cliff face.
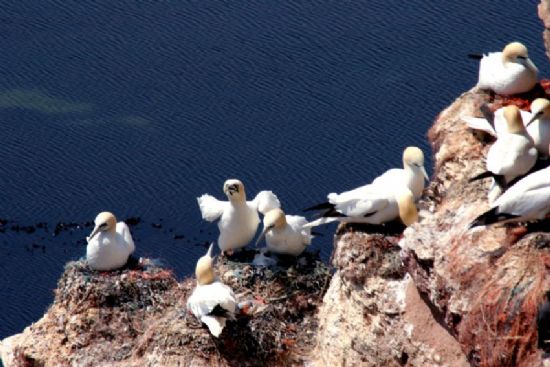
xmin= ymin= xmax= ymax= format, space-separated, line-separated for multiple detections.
xmin=0 ymin=255 xmax=329 ymax=367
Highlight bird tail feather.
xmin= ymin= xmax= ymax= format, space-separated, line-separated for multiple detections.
xmin=201 ymin=315 xmax=226 ymax=338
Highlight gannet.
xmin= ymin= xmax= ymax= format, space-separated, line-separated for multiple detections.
xmin=472 ymin=41 xmax=538 ymax=95
xmin=86 ymin=212 xmax=135 ymax=271
xmin=464 ymin=98 xmax=550 ymax=156
xmin=197 ymin=179 xmax=280 ymax=254
xmin=304 ymin=187 xmax=418 ymax=228
xmin=469 ymin=165 xmax=550 ymax=228
xmin=470 ymin=105 xmax=538 ymax=201
xmin=187 ymin=243 xmax=237 ymax=337
xmin=254 ymin=208 xmax=312 ymax=256
xmin=526 ymin=98 xmax=550 ymax=157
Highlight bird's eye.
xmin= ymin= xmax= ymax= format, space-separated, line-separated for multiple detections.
xmin=100 ymin=223 xmax=107 ymax=228
xmin=517 ymin=55 xmax=527 ymax=60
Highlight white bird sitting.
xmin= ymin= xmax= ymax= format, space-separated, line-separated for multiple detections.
xmin=197 ymin=179 xmax=280 ymax=254
xmin=469 ymin=165 xmax=550 ymax=228
xmin=254 ymin=208 xmax=312 ymax=256
xmin=470 ymin=105 xmax=538 ymax=202
xmin=304 ymin=187 xmax=419 ymax=228
xmin=86 ymin=212 xmax=135 ymax=271
xmin=187 ymin=243 xmax=237 ymax=337
xmin=470 ymin=41 xmax=538 ymax=95
xmin=464 ymin=98 xmax=550 ymax=156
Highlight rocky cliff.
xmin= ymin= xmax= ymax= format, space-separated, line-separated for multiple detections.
xmin=3 ymin=5 xmax=550 ymax=367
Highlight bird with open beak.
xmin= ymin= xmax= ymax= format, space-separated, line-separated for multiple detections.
xmin=197 ymin=179 xmax=280 ymax=254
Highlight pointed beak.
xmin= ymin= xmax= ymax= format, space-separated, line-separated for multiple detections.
xmin=421 ymin=166 xmax=429 ymax=181
xmin=526 ymin=113 xmax=539 ymax=127
xmin=254 ymin=227 xmax=269 ymax=247
xmin=87 ymin=225 xmax=101 ymax=243
xmin=526 ymin=58 xmax=538 ymax=73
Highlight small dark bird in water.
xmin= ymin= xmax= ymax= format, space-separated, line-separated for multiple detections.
xmin=537 ymin=290 xmax=550 ymax=352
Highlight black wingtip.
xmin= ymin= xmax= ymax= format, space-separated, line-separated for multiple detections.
xmin=467 ymin=53 xmax=483 ymax=60
xmin=302 ymin=202 xmax=334 ymax=212
xmin=469 ymin=171 xmax=495 ymax=183
xmin=469 ymin=207 xmax=518 ymax=229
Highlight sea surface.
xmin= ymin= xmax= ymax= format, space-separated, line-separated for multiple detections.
xmin=0 ymin=1 xmax=547 ymax=338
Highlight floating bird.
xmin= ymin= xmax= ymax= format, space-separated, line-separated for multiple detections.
xmin=86 ymin=212 xmax=135 ymax=271
xmin=464 ymin=98 xmax=550 ymax=156
xmin=187 ymin=243 xmax=237 ymax=337
xmin=197 ymin=179 xmax=280 ymax=254
xmin=470 ymin=41 xmax=538 ymax=95
xmin=304 ymin=187 xmax=418 ymax=228
xmin=470 ymin=105 xmax=538 ymax=201
xmin=469 ymin=165 xmax=550 ymax=228
xmin=255 ymin=208 xmax=312 ymax=256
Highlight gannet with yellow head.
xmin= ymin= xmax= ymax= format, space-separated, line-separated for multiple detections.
xmin=197 ymin=179 xmax=280 ymax=254
xmin=474 ymin=41 xmax=538 ymax=95
xmin=86 ymin=211 xmax=135 ymax=271
xmin=470 ymin=105 xmax=538 ymax=203
xmin=255 ymin=208 xmax=312 ymax=256
xmin=303 ymin=146 xmax=427 ymax=227
xmin=186 ymin=243 xmax=237 ymax=337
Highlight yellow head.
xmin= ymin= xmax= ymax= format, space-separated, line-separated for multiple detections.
xmin=223 ymin=179 xmax=246 ymax=202
xmin=87 ymin=211 xmax=117 ymax=241
xmin=502 ymin=42 xmax=529 ymax=63
xmin=403 ymin=146 xmax=429 ymax=180
xmin=396 ymin=189 xmax=418 ymax=226
xmin=195 ymin=243 xmax=216 ymax=285
xmin=527 ymin=98 xmax=550 ymax=126
xmin=255 ymin=208 xmax=287 ymax=246
xmin=503 ymin=105 xmax=525 ymax=134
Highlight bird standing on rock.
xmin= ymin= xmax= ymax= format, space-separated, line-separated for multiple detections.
xmin=471 ymin=41 xmax=538 ymax=95
xmin=187 ymin=243 xmax=237 ymax=338
xmin=197 ymin=179 xmax=280 ymax=254
xmin=86 ymin=212 xmax=135 ymax=271
xmin=470 ymin=105 xmax=538 ymax=203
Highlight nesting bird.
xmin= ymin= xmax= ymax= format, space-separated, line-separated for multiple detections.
xmin=86 ymin=212 xmax=135 ymax=271
xmin=471 ymin=41 xmax=538 ymax=95
xmin=470 ymin=105 xmax=538 ymax=202
xmin=469 ymin=165 xmax=550 ymax=228
xmin=187 ymin=243 xmax=237 ymax=337
xmin=464 ymin=98 xmax=550 ymax=156
xmin=197 ymin=179 xmax=280 ymax=254
xmin=255 ymin=208 xmax=312 ymax=256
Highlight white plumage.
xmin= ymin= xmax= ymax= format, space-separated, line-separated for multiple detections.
xmin=187 ymin=281 xmax=237 ymax=337
xmin=197 ymin=179 xmax=280 ymax=253
xmin=304 ymin=147 xmax=427 ymax=227
xmin=86 ymin=212 xmax=135 ymax=271
xmin=256 ymin=209 xmax=312 ymax=256
xmin=475 ymin=42 xmax=538 ymax=95
xmin=464 ymin=98 xmax=550 ymax=156
xmin=470 ymin=165 xmax=550 ymax=227
xmin=187 ymin=244 xmax=237 ymax=337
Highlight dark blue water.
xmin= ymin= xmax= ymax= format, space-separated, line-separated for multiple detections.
xmin=0 ymin=1 xmax=547 ymax=338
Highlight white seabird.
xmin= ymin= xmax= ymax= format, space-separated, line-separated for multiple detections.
xmin=86 ymin=212 xmax=135 ymax=271
xmin=470 ymin=105 xmax=538 ymax=201
xmin=187 ymin=243 xmax=237 ymax=337
xmin=464 ymin=98 xmax=550 ymax=156
xmin=197 ymin=179 xmax=280 ymax=254
xmin=304 ymin=187 xmax=419 ymax=228
xmin=472 ymin=41 xmax=538 ymax=95
xmin=254 ymin=208 xmax=312 ymax=256
xmin=469 ymin=165 xmax=550 ymax=228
